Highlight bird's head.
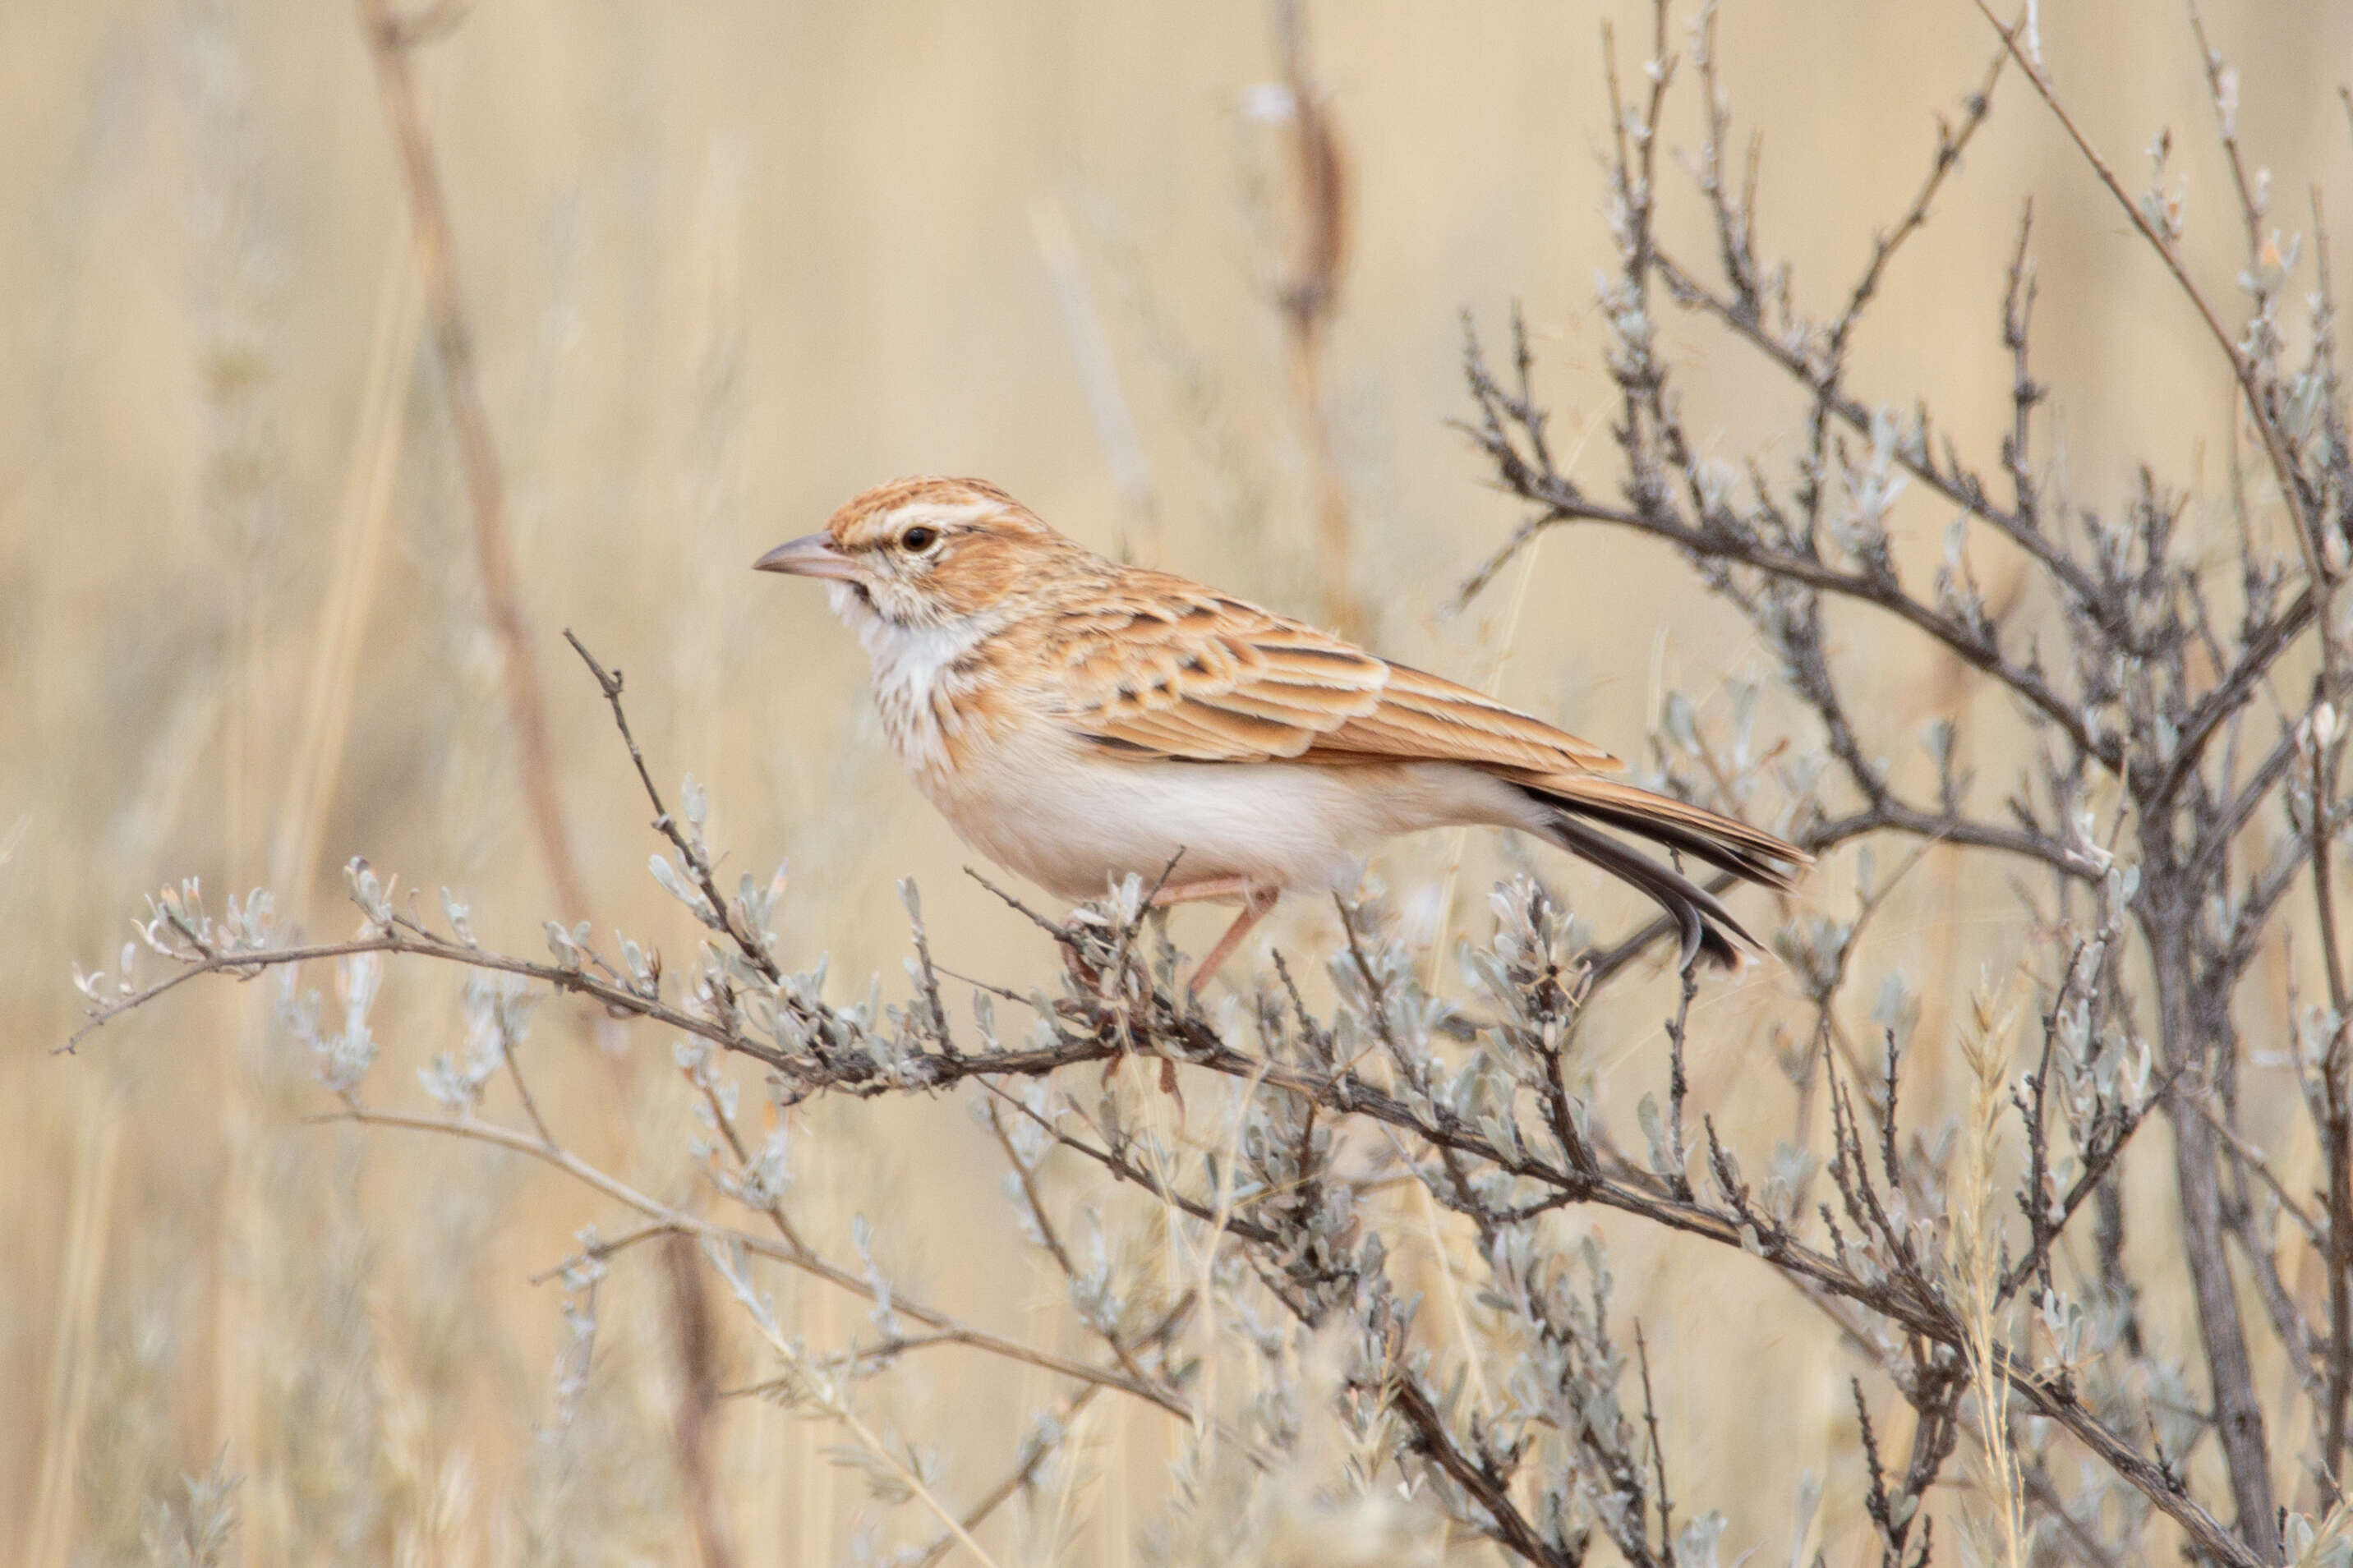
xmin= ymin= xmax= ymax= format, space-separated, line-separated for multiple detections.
xmin=756 ymin=476 xmax=1084 ymax=630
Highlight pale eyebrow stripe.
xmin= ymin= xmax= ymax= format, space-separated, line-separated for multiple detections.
xmin=880 ymin=501 xmax=1000 ymax=533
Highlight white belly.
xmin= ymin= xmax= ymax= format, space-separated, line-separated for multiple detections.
xmin=912 ymin=731 xmax=1544 ymax=902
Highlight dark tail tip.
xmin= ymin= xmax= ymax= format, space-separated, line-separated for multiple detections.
xmin=1540 ymin=811 xmax=1761 ymax=973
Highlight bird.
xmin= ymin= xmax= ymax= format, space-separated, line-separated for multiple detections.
xmin=757 ymin=476 xmax=1807 ymax=993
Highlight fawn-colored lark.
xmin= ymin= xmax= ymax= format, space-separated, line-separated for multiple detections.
xmin=758 ymin=476 xmax=1807 ymax=990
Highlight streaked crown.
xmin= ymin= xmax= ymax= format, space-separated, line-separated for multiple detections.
xmin=825 ymin=476 xmax=1057 ymax=554
xmin=787 ymin=476 xmax=1093 ymax=626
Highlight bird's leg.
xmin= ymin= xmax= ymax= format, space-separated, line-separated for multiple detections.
xmin=1185 ymin=884 xmax=1281 ymax=997
xmin=1148 ymin=875 xmax=1256 ymax=908
xmin=1070 ymin=877 xmax=1247 ymax=994
xmin=1108 ymin=876 xmax=1277 ymax=1095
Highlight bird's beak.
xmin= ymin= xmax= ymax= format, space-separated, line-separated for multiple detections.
xmin=753 ymin=532 xmax=861 ymax=582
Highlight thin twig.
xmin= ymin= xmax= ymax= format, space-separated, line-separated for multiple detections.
xmin=325 ymin=1102 xmax=1193 ymax=1417
xmin=1969 ymin=0 xmax=2324 ymax=580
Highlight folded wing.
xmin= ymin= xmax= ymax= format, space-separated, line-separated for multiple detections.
xmin=1043 ymin=569 xmax=1807 ymax=968
xmin=1048 ymin=571 xmax=1620 ymax=774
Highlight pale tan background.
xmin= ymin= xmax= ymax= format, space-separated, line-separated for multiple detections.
xmin=7 ymin=1 xmax=2353 ymax=1562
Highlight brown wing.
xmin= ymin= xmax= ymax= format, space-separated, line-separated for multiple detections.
xmin=1041 ymin=568 xmax=1809 ymax=972
xmin=1045 ymin=569 xmax=1621 ymax=775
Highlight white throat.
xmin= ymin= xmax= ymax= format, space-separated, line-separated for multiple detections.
xmin=827 ymin=582 xmax=989 ymax=770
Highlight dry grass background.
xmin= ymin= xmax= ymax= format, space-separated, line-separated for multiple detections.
xmin=8 ymin=1 xmax=2353 ymax=1561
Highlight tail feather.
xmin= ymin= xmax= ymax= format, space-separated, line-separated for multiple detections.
xmin=1539 ymin=812 xmax=1755 ymax=969
xmin=1517 ymin=773 xmax=1808 ymax=971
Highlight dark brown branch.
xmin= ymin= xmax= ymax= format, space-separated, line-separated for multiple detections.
xmin=1391 ymin=1372 xmax=1574 ymax=1568
xmin=1455 ymin=412 xmax=2115 ymax=768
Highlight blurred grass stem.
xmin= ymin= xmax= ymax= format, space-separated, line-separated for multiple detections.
xmin=268 ymin=224 xmax=420 ymax=901
xmin=357 ymin=0 xmax=587 ymax=919
xmin=1269 ymin=0 xmax=1358 ymax=638
xmin=26 ymin=1092 xmax=122 ymax=1568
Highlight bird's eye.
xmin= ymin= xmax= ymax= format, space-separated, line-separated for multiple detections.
xmin=900 ymin=526 xmax=939 ymax=553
